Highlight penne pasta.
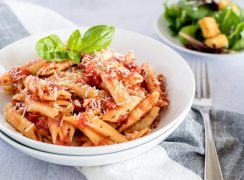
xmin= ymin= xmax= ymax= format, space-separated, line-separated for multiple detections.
xmin=81 ymin=127 xmax=114 ymax=146
xmin=119 ymin=91 xmax=159 ymax=131
xmin=50 ymin=99 xmax=71 ymax=106
xmin=116 ymin=66 xmax=143 ymax=85
xmin=38 ymin=60 xmax=73 ymax=76
xmin=59 ymin=122 xmax=75 ymax=145
xmin=141 ymin=63 xmax=161 ymax=93
xmin=87 ymin=116 xmax=127 ymax=143
xmin=63 ymin=82 xmax=98 ymax=98
xmin=124 ymin=72 xmax=143 ymax=85
xmin=99 ymin=49 xmax=114 ymax=61
xmin=37 ymin=128 xmax=51 ymax=142
xmin=24 ymin=75 xmax=72 ymax=101
xmin=125 ymin=127 xmax=150 ymax=140
xmin=101 ymin=73 xmax=130 ymax=105
xmin=102 ymin=96 xmax=141 ymax=122
xmin=126 ymin=106 xmax=160 ymax=133
xmin=4 ymin=103 xmax=38 ymax=140
xmin=0 ymin=73 xmax=14 ymax=86
xmin=26 ymin=100 xmax=59 ymax=119
xmin=156 ymin=99 xmax=169 ymax=108
xmin=82 ymin=139 xmax=94 ymax=147
xmin=47 ymin=119 xmax=60 ymax=144
xmin=63 ymin=115 xmax=82 ymax=128
xmin=48 ymin=119 xmax=75 ymax=145
xmin=27 ymin=59 xmax=46 ymax=75
xmin=12 ymin=93 xmax=25 ymax=101
xmin=0 ymin=48 xmax=168 ymax=146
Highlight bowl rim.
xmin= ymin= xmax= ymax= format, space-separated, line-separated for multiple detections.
xmin=0 ymin=27 xmax=195 ymax=155
xmin=156 ymin=13 xmax=244 ymax=58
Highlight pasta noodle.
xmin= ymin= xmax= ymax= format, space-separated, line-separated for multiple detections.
xmin=125 ymin=106 xmax=160 ymax=133
xmin=119 ymin=91 xmax=160 ymax=131
xmin=4 ymin=103 xmax=38 ymax=140
xmin=0 ymin=48 xmax=168 ymax=146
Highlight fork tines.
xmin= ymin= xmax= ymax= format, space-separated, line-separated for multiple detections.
xmin=189 ymin=61 xmax=211 ymax=100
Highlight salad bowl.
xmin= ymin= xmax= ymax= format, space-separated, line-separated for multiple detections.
xmin=156 ymin=0 xmax=244 ymax=58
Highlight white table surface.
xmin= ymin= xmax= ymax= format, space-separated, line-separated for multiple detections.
xmin=1 ymin=0 xmax=244 ymax=179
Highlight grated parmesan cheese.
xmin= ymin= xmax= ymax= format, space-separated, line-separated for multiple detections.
xmin=53 ymin=87 xmax=58 ymax=101
xmin=60 ymin=115 xmax=65 ymax=127
xmin=117 ymin=99 xmax=131 ymax=106
xmin=84 ymin=121 xmax=95 ymax=128
xmin=115 ymin=81 xmax=124 ymax=94
xmin=53 ymin=70 xmax=59 ymax=80
xmin=66 ymin=103 xmax=73 ymax=110
xmin=53 ymin=103 xmax=60 ymax=108
xmin=74 ymin=99 xmax=81 ymax=107
xmin=90 ymin=116 xmax=98 ymax=122
xmin=22 ymin=106 xmax=27 ymax=117
xmin=24 ymin=123 xmax=34 ymax=132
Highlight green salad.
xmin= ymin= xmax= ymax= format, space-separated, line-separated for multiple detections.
xmin=163 ymin=0 xmax=244 ymax=54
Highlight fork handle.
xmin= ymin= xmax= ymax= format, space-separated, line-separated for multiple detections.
xmin=200 ymin=111 xmax=224 ymax=180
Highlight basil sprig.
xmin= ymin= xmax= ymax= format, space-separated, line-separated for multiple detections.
xmin=35 ymin=25 xmax=115 ymax=64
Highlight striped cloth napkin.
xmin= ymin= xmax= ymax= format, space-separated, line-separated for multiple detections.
xmin=0 ymin=1 xmax=243 ymax=180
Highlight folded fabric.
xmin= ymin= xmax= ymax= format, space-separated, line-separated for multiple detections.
xmin=0 ymin=1 xmax=28 ymax=48
xmin=0 ymin=1 xmax=243 ymax=180
xmin=163 ymin=109 xmax=244 ymax=179
xmin=0 ymin=0 xmax=77 ymax=49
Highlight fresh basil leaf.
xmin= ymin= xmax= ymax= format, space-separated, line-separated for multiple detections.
xmin=36 ymin=34 xmax=69 ymax=60
xmin=178 ymin=25 xmax=198 ymax=45
xmin=68 ymin=51 xmax=81 ymax=64
xmin=81 ymin=25 xmax=115 ymax=53
xmin=68 ymin=29 xmax=82 ymax=51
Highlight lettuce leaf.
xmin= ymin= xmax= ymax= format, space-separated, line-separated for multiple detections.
xmin=231 ymin=29 xmax=244 ymax=50
xmin=178 ymin=25 xmax=198 ymax=45
xmin=229 ymin=22 xmax=244 ymax=47
xmin=216 ymin=7 xmax=240 ymax=35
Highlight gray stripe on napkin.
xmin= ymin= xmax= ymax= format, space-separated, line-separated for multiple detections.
xmin=0 ymin=1 xmax=29 ymax=48
xmin=161 ymin=110 xmax=244 ymax=180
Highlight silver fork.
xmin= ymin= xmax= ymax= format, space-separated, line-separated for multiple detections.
xmin=190 ymin=61 xmax=224 ymax=180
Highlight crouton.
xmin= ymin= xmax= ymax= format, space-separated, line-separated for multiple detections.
xmin=199 ymin=17 xmax=220 ymax=38
xmin=218 ymin=0 xmax=239 ymax=13
xmin=204 ymin=34 xmax=228 ymax=49
xmin=218 ymin=0 xmax=230 ymax=10
xmin=232 ymin=4 xmax=239 ymax=13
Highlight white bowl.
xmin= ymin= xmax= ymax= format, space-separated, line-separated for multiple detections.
xmin=0 ymin=27 xmax=195 ymax=156
xmin=156 ymin=14 xmax=244 ymax=58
